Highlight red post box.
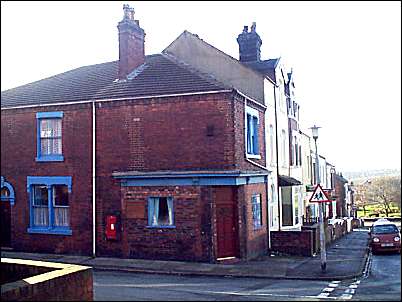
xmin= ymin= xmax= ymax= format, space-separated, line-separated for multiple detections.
xmin=105 ymin=215 xmax=117 ymax=240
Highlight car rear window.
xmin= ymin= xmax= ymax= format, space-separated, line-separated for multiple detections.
xmin=372 ymin=224 xmax=399 ymax=234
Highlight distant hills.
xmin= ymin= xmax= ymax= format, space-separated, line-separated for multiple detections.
xmin=342 ymin=169 xmax=401 ymax=183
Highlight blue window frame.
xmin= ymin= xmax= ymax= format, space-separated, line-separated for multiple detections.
xmin=36 ymin=112 xmax=64 ymax=162
xmin=246 ymin=108 xmax=259 ymax=156
xmin=27 ymin=176 xmax=72 ymax=235
xmin=252 ymin=194 xmax=262 ymax=230
xmin=147 ymin=197 xmax=175 ymax=228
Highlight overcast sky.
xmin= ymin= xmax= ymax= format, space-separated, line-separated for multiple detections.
xmin=1 ymin=1 xmax=401 ymax=173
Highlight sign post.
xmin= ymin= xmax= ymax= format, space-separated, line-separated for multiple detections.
xmin=309 ymin=183 xmax=331 ymax=272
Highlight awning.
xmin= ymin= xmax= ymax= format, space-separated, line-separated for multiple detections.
xmin=278 ymin=175 xmax=302 ymax=187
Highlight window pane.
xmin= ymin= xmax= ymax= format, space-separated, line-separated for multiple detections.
xmin=54 ymin=207 xmax=69 ymax=227
xmin=33 ymin=185 xmax=48 ymax=206
xmin=53 ymin=185 xmax=69 ymax=206
xmin=41 ymin=138 xmax=51 ymax=155
xmin=252 ymin=195 xmax=262 ymax=229
xmin=1 ymin=187 xmax=10 ymax=197
xmin=158 ymin=197 xmax=169 ymax=225
xmin=32 ymin=185 xmax=49 ymax=227
xmin=252 ymin=116 xmax=259 ymax=154
xmin=40 ymin=120 xmax=52 ymax=138
xmin=33 ymin=207 xmax=49 ymax=226
xmin=281 ymin=187 xmax=293 ymax=226
xmin=246 ymin=114 xmax=252 ymax=153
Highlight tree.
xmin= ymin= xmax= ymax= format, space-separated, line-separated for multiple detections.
xmin=366 ymin=176 xmax=401 ymax=217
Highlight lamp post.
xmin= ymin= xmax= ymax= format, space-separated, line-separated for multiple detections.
xmin=310 ymin=125 xmax=327 ymax=272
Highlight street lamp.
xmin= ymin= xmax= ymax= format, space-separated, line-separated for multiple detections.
xmin=310 ymin=125 xmax=327 ymax=272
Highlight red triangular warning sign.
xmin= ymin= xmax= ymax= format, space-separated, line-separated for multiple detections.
xmin=309 ymin=184 xmax=331 ymax=202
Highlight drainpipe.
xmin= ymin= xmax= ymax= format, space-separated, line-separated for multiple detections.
xmin=273 ymin=85 xmax=281 ymax=231
xmin=92 ymin=101 xmax=96 ymax=257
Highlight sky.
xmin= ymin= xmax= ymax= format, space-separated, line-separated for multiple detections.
xmin=1 ymin=1 xmax=401 ymax=173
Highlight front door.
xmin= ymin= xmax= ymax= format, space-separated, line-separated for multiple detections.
xmin=0 ymin=201 xmax=11 ymax=247
xmin=215 ymin=187 xmax=238 ymax=258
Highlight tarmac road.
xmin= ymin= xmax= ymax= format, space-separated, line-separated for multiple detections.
xmin=93 ymin=248 xmax=400 ymax=301
xmin=353 ymin=251 xmax=401 ymax=301
xmin=93 ymin=270 xmax=332 ymax=301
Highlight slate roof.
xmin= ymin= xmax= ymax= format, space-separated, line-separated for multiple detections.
xmin=242 ymin=58 xmax=280 ymax=82
xmin=1 ymin=54 xmax=230 ymax=109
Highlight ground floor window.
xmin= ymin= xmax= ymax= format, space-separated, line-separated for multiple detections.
xmin=148 ymin=197 xmax=174 ymax=227
xmin=252 ymin=194 xmax=262 ymax=230
xmin=281 ymin=187 xmax=293 ymax=226
xmin=27 ymin=176 xmax=72 ymax=235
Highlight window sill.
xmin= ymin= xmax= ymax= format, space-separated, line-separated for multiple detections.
xmin=246 ymin=154 xmax=261 ymax=159
xmin=27 ymin=227 xmax=72 ymax=235
xmin=146 ymin=225 xmax=176 ymax=229
xmin=36 ymin=155 xmax=64 ymax=162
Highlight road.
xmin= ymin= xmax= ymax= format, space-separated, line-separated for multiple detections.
xmin=93 ymin=250 xmax=400 ymax=301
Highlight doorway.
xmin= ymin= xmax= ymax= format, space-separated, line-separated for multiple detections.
xmin=214 ymin=186 xmax=238 ymax=259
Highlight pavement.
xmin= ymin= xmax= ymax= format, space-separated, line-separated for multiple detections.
xmin=1 ymin=229 xmax=370 ymax=281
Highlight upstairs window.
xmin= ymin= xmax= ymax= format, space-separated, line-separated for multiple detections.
xmin=245 ymin=106 xmax=260 ymax=157
xmin=36 ymin=112 xmax=64 ymax=162
xmin=269 ymin=125 xmax=274 ymax=164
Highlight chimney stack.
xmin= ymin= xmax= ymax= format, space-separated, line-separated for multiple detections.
xmin=117 ymin=4 xmax=145 ymax=80
xmin=237 ymin=22 xmax=262 ymax=63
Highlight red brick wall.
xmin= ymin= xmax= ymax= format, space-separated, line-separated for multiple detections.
xmin=1 ymin=91 xmax=269 ymax=259
xmin=1 ymin=105 xmax=93 ymax=255
xmin=94 ymin=92 xmax=237 ymax=256
xmin=270 ymin=230 xmax=314 ymax=256
xmin=239 ymin=183 xmax=268 ymax=260
xmin=119 ymin=185 xmax=212 ymax=262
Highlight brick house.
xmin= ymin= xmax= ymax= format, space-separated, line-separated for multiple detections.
xmin=1 ymin=5 xmax=272 ymax=262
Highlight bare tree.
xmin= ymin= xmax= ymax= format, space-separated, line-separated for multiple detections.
xmin=366 ymin=176 xmax=401 ymax=217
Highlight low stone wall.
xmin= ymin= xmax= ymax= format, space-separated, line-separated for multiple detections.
xmin=1 ymin=258 xmax=93 ymax=301
xmin=270 ymin=230 xmax=314 ymax=256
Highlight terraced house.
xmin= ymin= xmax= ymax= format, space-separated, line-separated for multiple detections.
xmin=1 ymin=5 xmax=273 ymax=262
xmin=1 ymin=5 xmax=350 ymax=262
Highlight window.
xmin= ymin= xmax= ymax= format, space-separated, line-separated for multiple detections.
xmin=269 ymin=125 xmax=274 ymax=164
xmin=281 ymin=187 xmax=292 ymax=226
xmin=281 ymin=130 xmax=286 ymax=167
xmin=299 ymin=146 xmax=302 ymax=166
xmin=294 ymin=187 xmax=299 ymax=225
xmin=36 ymin=112 xmax=64 ymax=162
xmin=27 ymin=176 xmax=72 ymax=235
xmin=269 ymin=184 xmax=276 ymax=228
xmin=1 ymin=177 xmax=15 ymax=206
xmin=251 ymin=194 xmax=262 ymax=229
xmin=245 ymin=106 xmax=260 ymax=157
xmin=148 ymin=197 xmax=174 ymax=227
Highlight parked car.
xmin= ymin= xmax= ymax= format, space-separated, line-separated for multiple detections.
xmin=369 ymin=218 xmax=401 ymax=254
